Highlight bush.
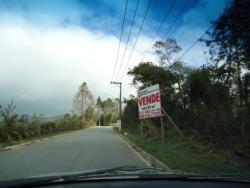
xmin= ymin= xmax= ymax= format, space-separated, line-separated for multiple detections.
xmin=0 ymin=124 xmax=12 ymax=142
xmin=0 ymin=103 xmax=85 ymax=143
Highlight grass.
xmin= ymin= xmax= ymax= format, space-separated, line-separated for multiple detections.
xmin=115 ymin=128 xmax=250 ymax=175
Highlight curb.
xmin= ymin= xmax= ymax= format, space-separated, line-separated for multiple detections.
xmin=0 ymin=129 xmax=83 ymax=152
xmin=0 ymin=140 xmax=41 ymax=152
xmin=117 ymin=133 xmax=170 ymax=170
xmin=116 ymin=134 xmax=152 ymax=167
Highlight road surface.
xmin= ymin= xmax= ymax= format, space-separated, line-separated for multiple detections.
xmin=0 ymin=126 xmax=147 ymax=181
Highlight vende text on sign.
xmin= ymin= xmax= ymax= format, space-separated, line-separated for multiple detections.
xmin=138 ymin=84 xmax=162 ymax=119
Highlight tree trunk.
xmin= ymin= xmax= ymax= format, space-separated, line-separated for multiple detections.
xmin=236 ymin=61 xmax=244 ymax=106
xmin=80 ymin=95 xmax=83 ymax=116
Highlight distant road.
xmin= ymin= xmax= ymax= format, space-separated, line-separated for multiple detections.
xmin=0 ymin=126 xmax=147 ymax=181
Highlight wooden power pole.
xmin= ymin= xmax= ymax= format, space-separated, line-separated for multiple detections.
xmin=110 ymin=82 xmax=122 ymax=120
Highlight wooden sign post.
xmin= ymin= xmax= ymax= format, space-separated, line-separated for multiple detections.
xmin=137 ymin=84 xmax=183 ymax=143
xmin=162 ymin=108 xmax=183 ymax=137
xmin=160 ymin=115 xmax=165 ymax=143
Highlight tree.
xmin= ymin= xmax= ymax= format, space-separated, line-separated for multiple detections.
xmin=122 ymin=95 xmax=139 ymax=129
xmin=242 ymin=73 xmax=250 ymax=105
xmin=95 ymin=97 xmax=103 ymax=126
xmin=153 ymin=38 xmax=181 ymax=68
xmin=73 ymin=82 xmax=94 ymax=116
xmin=0 ymin=100 xmax=17 ymax=127
xmin=205 ymin=0 xmax=250 ymax=106
xmin=96 ymin=97 xmax=118 ymax=126
xmin=128 ymin=62 xmax=176 ymax=89
xmin=96 ymin=97 xmax=103 ymax=109
xmin=100 ymin=112 xmax=112 ymax=126
xmin=102 ymin=98 xmax=116 ymax=111
xmin=152 ymin=39 xmax=191 ymax=109
xmin=84 ymin=106 xmax=95 ymax=122
xmin=203 ymin=0 xmax=250 ymax=147
xmin=128 ymin=61 xmax=187 ymax=116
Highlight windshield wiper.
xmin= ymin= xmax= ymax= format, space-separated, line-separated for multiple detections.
xmin=0 ymin=166 xmax=169 ymax=187
xmin=61 ymin=165 xmax=168 ymax=180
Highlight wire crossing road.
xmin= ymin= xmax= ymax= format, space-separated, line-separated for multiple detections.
xmin=0 ymin=127 xmax=147 ymax=181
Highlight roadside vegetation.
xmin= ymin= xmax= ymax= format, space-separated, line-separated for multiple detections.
xmin=0 ymin=81 xmax=119 ymax=147
xmin=0 ymin=82 xmax=96 ymax=146
xmin=115 ymin=128 xmax=249 ymax=175
xmin=96 ymin=97 xmax=119 ymax=126
xmin=119 ymin=0 xmax=250 ymax=173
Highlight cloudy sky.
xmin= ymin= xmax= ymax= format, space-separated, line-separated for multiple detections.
xmin=0 ymin=0 xmax=226 ymax=116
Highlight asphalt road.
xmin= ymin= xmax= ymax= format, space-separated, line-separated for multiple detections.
xmin=0 ymin=126 xmax=147 ymax=181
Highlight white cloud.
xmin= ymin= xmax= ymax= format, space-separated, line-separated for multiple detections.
xmin=0 ymin=14 xmax=141 ymax=115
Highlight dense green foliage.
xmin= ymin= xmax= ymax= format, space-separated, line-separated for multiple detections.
xmin=122 ymin=95 xmax=139 ymax=128
xmin=96 ymin=97 xmax=118 ymax=126
xmin=122 ymin=0 xmax=250 ymax=161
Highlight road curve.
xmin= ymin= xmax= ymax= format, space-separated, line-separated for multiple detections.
xmin=0 ymin=126 xmax=147 ymax=181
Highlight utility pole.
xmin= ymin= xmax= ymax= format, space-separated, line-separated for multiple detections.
xmin=110 ymin=81 xmax=122 ymax=123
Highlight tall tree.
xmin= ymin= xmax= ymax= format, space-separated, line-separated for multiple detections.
xmin=95 ymin=96 xmax=103 ymax=126
xmin=73 ymin=82 xmax=94 ymax=116
xmin=96 ymin=97 xmax=103 ymax=110
xmin=205 ymin=0 xmax=250 ymax=105
xmin=152 ymin=39 xmax=191 ymax=108
xmin=153 ymin=38 xmax=181 ymax=68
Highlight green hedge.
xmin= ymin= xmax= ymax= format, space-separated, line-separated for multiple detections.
xmin=0 ymin=114 xmax=84 ymax=143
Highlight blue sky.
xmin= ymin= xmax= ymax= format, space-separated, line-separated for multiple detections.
xmin=0 ymin=0 xmax=225 ymax=38
xmin=0 ymin=0 xmax=226 ymax=115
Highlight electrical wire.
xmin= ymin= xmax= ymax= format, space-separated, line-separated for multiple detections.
xmin=147 ymin=0 xmax=192 ymax=62
xmin=118 ymin=0 xmax=152 ymax=81
xmin=177 ymin=26 xmax=211 ymax=61
xmin=111 ymin=0 xmax=128 ymax=81
xmin=140 ymin=0 xmax=176 ymax=63
xmin=115 ymin=0 xmax=140 ymax=81
xmin=162 ymin=0 xmax=192 ymax=41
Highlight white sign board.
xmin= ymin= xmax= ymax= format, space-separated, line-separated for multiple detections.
xmin=138 ymin=84 xmax=162 ymax=119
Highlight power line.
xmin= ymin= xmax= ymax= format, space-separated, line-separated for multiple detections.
xmin=178 ymin=26 xmax=211 ymax=60
xmin=118 ymin=0 xmax=152 ymax=81
xmin=162 ymin=0 xmax=192 ymax=41
xmin=140 ymin=0 xmax=176 ymax=63
xmin=147 ymin=0 xmax=192 ymax=62
xmin=111 ymin=0 xmax=128 ymax=81
xmin=115 ymin=0 xmax=140 ymax=81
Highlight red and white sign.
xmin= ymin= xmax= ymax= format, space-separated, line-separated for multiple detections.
xmin=138 ymin=84 xmax=162 ymax=119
